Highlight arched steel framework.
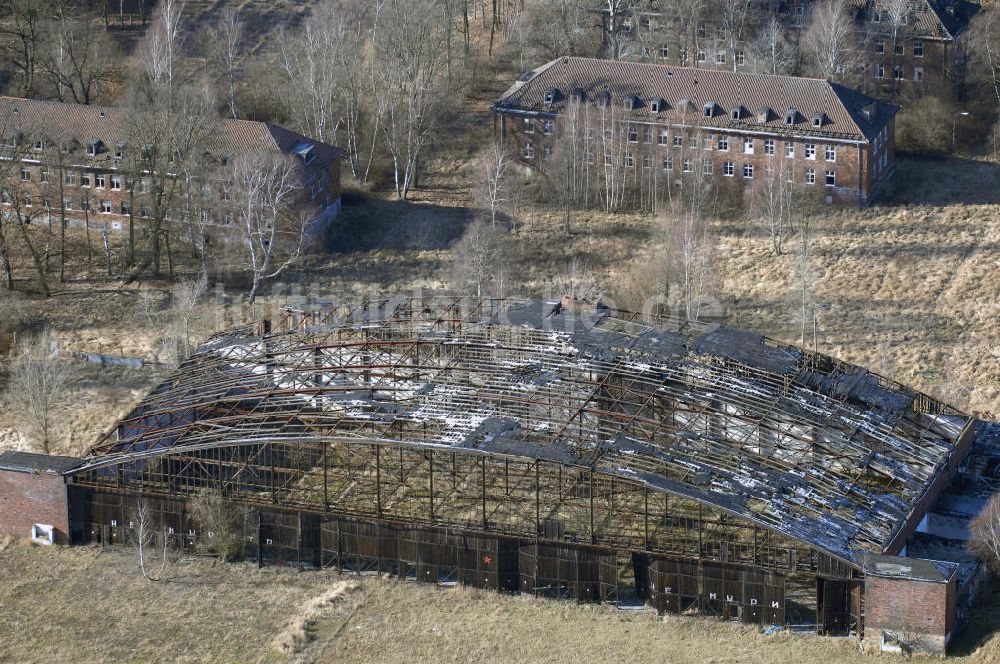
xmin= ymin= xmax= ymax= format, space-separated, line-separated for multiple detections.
xmin=66 ymin=297 xmax=978 ymax=624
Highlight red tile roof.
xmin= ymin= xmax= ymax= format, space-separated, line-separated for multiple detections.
xmin=495 ymin=57 xmax=898 ymax=143
xmin=0 ymin=96 xmax=343 ymax=168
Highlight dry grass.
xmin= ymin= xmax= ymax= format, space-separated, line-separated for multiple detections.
xmin=2 ymin=541 xmax=1000 ymax=663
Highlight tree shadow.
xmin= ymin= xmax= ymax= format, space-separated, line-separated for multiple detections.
xmin=879 ymin=156 xmax=1000 ymax=206
xmin=948 ymin=575 xmax=1000 ymax=656
xmin=326 ymin=195 xmax=472 ymax=253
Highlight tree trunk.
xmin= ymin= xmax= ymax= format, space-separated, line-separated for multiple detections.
xmin=13 ymin=215 xmax=50 ymax=297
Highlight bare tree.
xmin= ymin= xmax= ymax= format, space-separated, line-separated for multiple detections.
xmin=373 ymin=0 xmax=451 ymax=199
xmin=232 ymin=154 xmax=312 ymax=304
xmin=204 ymin=7 xmax=244 ymax=119
xmin=451 ymin=217 xmax=507 ymax=297
xmin=0 ymin=0 xmax=44 ymax=96
xmin=748 ymin=158 xmax=795 ymax=255
xmin=969 ymin=6 xmax=1000 ymax=120
xmin=131 ymin=496 xmax=170 ymax=581
xmin=664 ymin=149 xmax=716 ymax=322
xmin=802 ymin=0 xmax=858 ymax=81
xmin=43 ymin=5 xmax=119 ymax=105
xmin=720 ymin=0 xmax=752 ymax=72
xmin=474 ymin=142 xmax=513 ymax=228
xmin=166 ymin=276 xmax=206 ymax=363
xmin=971 ymin=491 xmax=1000 ymax=572
xmin=602 ymin=0 xmax=640 ymax=61
xmin=751 ymin=17 xmax=797 ymax=75
xmin=522 ymin=0 xmax=592 ymax=61
xmin=795 ymin=215 xmax=816 ymax=346
xmin=188 ymin=488 xmax=247 ymax=561
xmin=8 ymin=331 xmax=70 ymax=454
xmin=277 ymin=4 xmax=340 ymax=150
xmin=142 ymin=0 xmax=184 ymax=91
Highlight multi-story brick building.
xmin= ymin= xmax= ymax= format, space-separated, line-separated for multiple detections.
xmin=606 ymin=0 xmax=979 ymax=98
xmin=0 ymin=96 xmax=343 ymax=238
xmin=494 ymin=57 xmax=898 ymax=208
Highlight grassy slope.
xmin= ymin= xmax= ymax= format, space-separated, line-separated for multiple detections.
xmin=4 ymin=540 xmax=1000 ymax=664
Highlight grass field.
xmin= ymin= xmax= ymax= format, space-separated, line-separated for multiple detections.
xmin=3 ymin=539 xmax=1000 ymax=664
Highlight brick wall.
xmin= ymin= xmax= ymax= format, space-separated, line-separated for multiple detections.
xmin=0 ymin=469 xmax=70 ymax=544
xmin=863 ymin=574 xmax=957 ymax=655
xmin=501 ymin=112 xmax=878 ymax=207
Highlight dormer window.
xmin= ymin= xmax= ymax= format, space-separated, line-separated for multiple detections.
xmin=598 ymin=91 xmax=611 ymax=108
xmin=650 ymin=97 xmax=666 ymax=113
xmin=115 ymin=141 xmax=125 ymax=159
xmin=703 ymin=101 xmax=718 ymax=118
xmin=758 ymin=107 xmax=772 ymax=123
xmin=731 ymin=106 xmax=745 ymax=120
xmin=624 ymin=95 xmax=641 ymax=110
xmin=570 ymin=89 xmax=585 ymax=104
xmin=87 ymin=139 xmax=102 ymax=157
xmin=812 ymin=112 xmax=827 ymax=128
xmin=785 ymin=108 xmax=799 ymax=125
xmin=33 ymin=140 xmax=44 ymax=151
xmin=544 ymin=88 xmax=560 ymax=106
xmin=292 ymin=142 xmax=316 ymax=165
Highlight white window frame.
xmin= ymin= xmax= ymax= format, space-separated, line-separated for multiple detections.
xmin=805 ymin=143 xmax=816 ymax=160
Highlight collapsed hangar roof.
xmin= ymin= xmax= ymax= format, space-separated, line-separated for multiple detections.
xmin=75 ymin=297 xmax=979 ymax=565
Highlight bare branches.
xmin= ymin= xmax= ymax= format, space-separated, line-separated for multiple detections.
xmin=450 ymin=217 xmax=507 ymax=297
xmin=231 ymin=154 xmax=310 ymax=304
xmin=131 ymin=496 xmax=171 ymax=581
xmin=972 ymin=492 xmax=1000 ymax=573
xmin=8 ymin=331 xmax=70 ymax=454
xmin=473 ymin=142 xmax=514 ymax=228
xmin=802 ymin=0 xmax=858 ymax=81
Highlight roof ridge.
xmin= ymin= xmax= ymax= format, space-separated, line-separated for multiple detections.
xmin=556 ymin=56 xmax=834 ymax=85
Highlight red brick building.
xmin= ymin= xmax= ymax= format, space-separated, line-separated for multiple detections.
xmin=0 ymin=97 xmax=343 ymax=238
xmin=494 ymin=57 xmax=898 ymax=207
xmin=0 ymin=451 xmax=80 ymax=545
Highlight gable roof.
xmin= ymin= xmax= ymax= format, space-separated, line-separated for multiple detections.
xmin=861 ymin=0 xmax=980 ymax=40
xmin=495 ymin=57 xmax=898 ymax=143
xmin=0 ymin=450 xmax=81 ymax=474
xmin=0 ymin=96 xmax=343 ymax=169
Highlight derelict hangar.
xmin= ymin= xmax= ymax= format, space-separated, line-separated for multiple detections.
xmin=8 ymin=296 xmax=999 ymax=655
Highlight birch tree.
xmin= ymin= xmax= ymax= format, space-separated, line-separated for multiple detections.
xmin=474 ymin=142 xmax=513 ymax=228
xmin=751 ymin=17 xmax=797 ymax=75
xmin=205 ymin=7 xmax=244 ymax=119
xmin=232 ymin=154 xmax=311 ymax=304
xmin=802 ymin=0 xmax=858 ymax=81
xmin=373 ymin=0 xmax=450 ymax=199
xmin=8 ymin=331 xmax=70 ymax=454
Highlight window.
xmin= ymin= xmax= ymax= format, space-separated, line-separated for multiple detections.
xmin=893 ymin=65 xmax=903 ymax=80
xmin=542 ymin=144 xmax=552 ymax=160
xmin=95 ymin=173 xmax=106 ymax=189
xmin=642 ymin=127 xmax=652 ymax=144
xmin=673 ymin=135 xmax=683 ymax=147
xmin=81 ymin=172 xmax=91 ymax=187
xmin=743 ymin=163 xmax=753 ymax=179
xmin=643 ymin=154 xmax=653 ymax=169
xmin=805 ymin=143 xmax=816 ymax=160
xmin=703 ymin=160 xmax=713 ymax=175
xmin=140 ymin=178 xmax=150 ymax=194
xmin=662 ymin=155 xmax=673 ymax=171
xmin=723 ymin=161 xmax=734 ymax=176
xmin=524 ymin=142 xmax=534 ymax=158
xmin=80 ymin=197 xmax=90 ymax=212
xmin=715 ymin=50 xmax=726 ymax=65
xmin=717 ymin=136 xmax=729 ymax=151
xmin=65 ymin=170 xmax=77 ymax=185
xmin=624 ymin=152 xmax=635 ymax=168
xmin=19 ymin=167 xmax=29 ymax=181
xmin=628 ymin=125 xmax=639 ymax=142
xmin=40 ymin=168 xmax=49 ymax=183
xmin=825 ymin=145 xmax=836 ymax=161
xmin=140 ymin=205 xmax=151 ymax=218
xmin=876 ymin=64 xmax=885 ymax=79
xmin=542 ymin=120 xmax=554 ymax=135
xmin=825 ymin=170 xmax=836 ymax=186
xmin=660 ymin=46 xmax=669 ymax=59
xmin=697 ymin=25 xmax=706 ymax=38
xmin=805 ymin=168 xmax=816 ymax=184
xmin=62 ymin=196 xmax=73 ymax=210
xmin=524 ymin=118 xmax=534 ymax=134
xmin=603 ymin=129 xmax=613 ymax=142
xmin=111 ymin=175 xmax=121 ymax=190
xmin=658 ymin=129 xmax=669 ymax=145
xmin=121 ymin=201 xmax=130 ymax=215
xmin=894 ymin=41 xmax=903 ymax=56
xmin=743 ymin=137 xmax=754 ymax=154
xmin=101 ymin=200 xmax=112 ymax=213
xmin=875 ymin=39 xmax=885 ymax=54
xmin=785 ymin=142 xmax=795 ymax=158
xmin=914 ymin=67 xmax=923 ymax=81
xmin=914 ymin=40 xmax=923 ymax=57
xmin=87 ymin=142 xmax=98 ymax=157
xmin=682 ymin=158 xmax=691 ymax=172
xmin=33 ymin=140 xmax=44 ymax=151
xmin=691 ymin=135 xmax=700 ymax=150
xmin=115 ymin=142 xmax=125 ymax=159
xmin=735 ymin=50 xmax=745 ymax=66
xmin=584 ymin=149 xmax=594 ymax=165
xmin=23 ymin=194 xmax=31 ymax=207
xmin=604 ymin=151 xmax=612 ymax=166
xmin=697 ymin=50 xmax=707 ymax=63
xmin=639 ymin=16 xmax=651 ymax=29
xmin=584 ymin=129 xmax=594 ymax=141
xmin=764 ymin=139 xmax=775 ymax=155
